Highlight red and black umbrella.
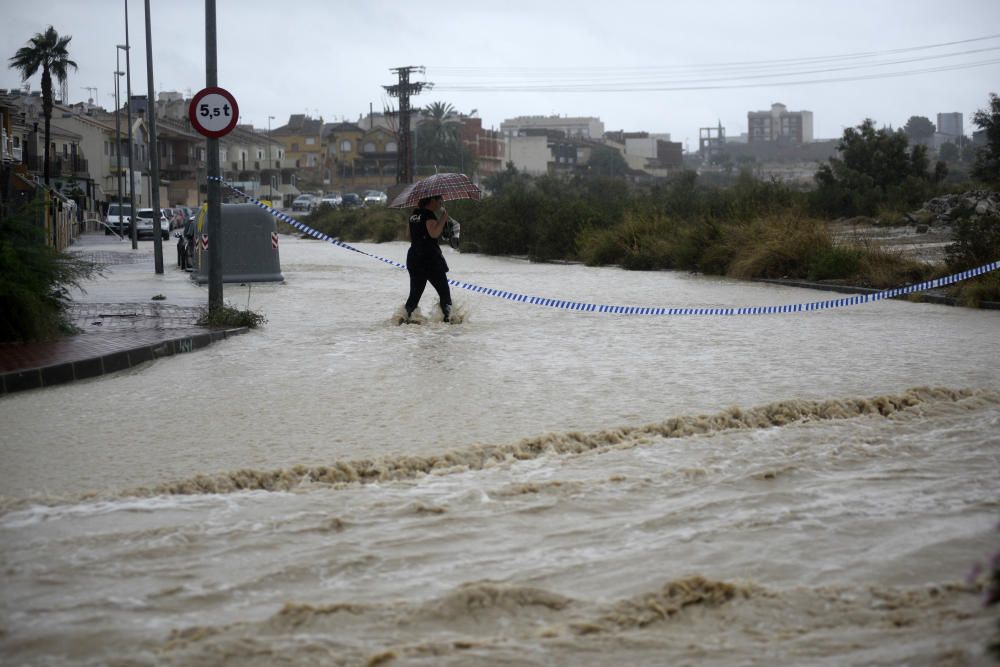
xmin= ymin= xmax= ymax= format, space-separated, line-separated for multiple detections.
xmin=389 ymin=172 xmax=482 ymax=209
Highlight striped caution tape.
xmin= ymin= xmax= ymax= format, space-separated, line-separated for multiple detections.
xmin=210 ymin=178 xmax=999 ymax=316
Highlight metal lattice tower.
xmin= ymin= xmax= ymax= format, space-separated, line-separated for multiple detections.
xmin=383 ymin=66 xmax=430 ymax=185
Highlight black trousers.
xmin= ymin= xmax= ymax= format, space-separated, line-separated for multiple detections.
xmin=405 ymin=250 xmax=451 ymax=315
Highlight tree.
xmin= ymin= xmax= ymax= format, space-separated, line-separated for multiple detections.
xmin=8 ymin=26 xmax=77 ymax=185
xmin=971 ymin=92 xmax=1000 ymax=187
xmin=587 ymin=146 xmax=629 ymax=178
xmin=903 ymin=115 xmax=935 ymax=145
xmin=416 ymin=101 xmax=470 ymax=172
xmin=813 ymin=118 xmax=937 ymax=216
xmin=938 ymin=141 xmax=960 ymax=162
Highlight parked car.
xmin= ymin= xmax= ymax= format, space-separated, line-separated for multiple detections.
xmin=363 ymin=190 xmax=388 ymax=206
xmin=104 ymin=202 xmax=132 ymax=236
xmin=320 ymin=192 xmax=342 ymax=208
xmin=340 ymin=192 xmax=363 ymax=209
xmin=133 ymin=208 xmax=170 ymax=240
xmin=292 ymin=194 xmax=318 ymax=212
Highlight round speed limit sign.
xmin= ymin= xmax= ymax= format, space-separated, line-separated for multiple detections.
xmin=189 ymin=86 xmax=240 ymax=138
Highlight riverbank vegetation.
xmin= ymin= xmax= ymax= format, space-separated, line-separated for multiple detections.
xmin=287 ymin=94 xmax=1000 ymax=306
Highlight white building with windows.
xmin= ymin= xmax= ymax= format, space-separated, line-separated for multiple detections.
xmin=500 ymin=115 xmax=604 ymax=140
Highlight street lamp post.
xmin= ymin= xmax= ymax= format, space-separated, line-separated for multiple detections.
xmin=267 ymin=115 xmax=274 ymax=199
xmin=113 ymin=66 xmax=124 ymax=241
xmin=143 ymin=0 xmax=163 ymax=274
xmin=117 ymin=42 xmax=136 ymax=249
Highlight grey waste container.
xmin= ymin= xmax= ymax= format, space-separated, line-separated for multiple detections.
xmin=192 ymin=203 xmax=284 ymax=284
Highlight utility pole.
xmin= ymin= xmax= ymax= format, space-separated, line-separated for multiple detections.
xmin=383 ymin=66 xmax=429 ymax=185
xmin=267 ymin=115 xmax=274 ymax=199
xmin=121 ymin=0 xmax=137 ymax=249
xmin=144 ymin=0 xmax=163 ymax=273
xmin=113 ymin=67 xmax=124 ymax=240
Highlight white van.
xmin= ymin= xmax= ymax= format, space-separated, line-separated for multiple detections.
xmin=104 ymin=202 xmax=132 ymax=236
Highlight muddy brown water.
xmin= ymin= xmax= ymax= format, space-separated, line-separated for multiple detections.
xmin=1 ymin=238 xmax=999 ymax=666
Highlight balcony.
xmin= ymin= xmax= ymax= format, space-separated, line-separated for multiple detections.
xmin=160 ymin=153 xmax=203 ymax=180
xmin=108 ymin=158 xmax=134 ymax=173
xmin=25 ymin=154 xmax=89 ymax=175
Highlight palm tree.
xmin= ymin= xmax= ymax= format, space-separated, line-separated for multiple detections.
xmin=8 ymin=26 xmax=77 ymax=185
xmin=416 ymin=101 xmax=464 ymax=171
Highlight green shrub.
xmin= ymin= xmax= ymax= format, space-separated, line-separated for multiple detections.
xmin=577 ymin=226 xmax=625 ymax=266
xmin=0 ymin=196 xmax=102 ymax=342
xmin=950 ymin=272 xmax=1000 ymax=307
xmin=723 ymin=215 xmax=832 ymax=280
xmin=196 ymin=304 xmax=266 ymax=328
xmin=853 ymin=240 xmax=931 ymax=288
xmin=946 ymin=214 xmax=1000 ymax=271
xmin=807 ymin=246 xmax=863 ymax=281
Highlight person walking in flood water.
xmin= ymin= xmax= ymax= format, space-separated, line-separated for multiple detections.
xmin=403 ymin=195 xmax=452 ymax=323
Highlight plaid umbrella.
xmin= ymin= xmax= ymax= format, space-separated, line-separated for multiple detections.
xmin=389 ymin=172 xmax=482 ymax=209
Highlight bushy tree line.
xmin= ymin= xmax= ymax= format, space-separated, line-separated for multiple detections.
xmin=296 ymin=94 xmax=1000 ymax=304
xmin=811 ymin=118 xmax=945 ymax=218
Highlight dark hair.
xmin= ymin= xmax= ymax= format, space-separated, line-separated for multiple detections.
xmin=417 ymin=195 xmax=442 ymax=209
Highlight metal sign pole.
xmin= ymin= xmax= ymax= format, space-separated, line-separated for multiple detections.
xmin=144 ymin=0 xmax=163 ymax=273
xmin=205 ymin=0 xmax=222 ymax=312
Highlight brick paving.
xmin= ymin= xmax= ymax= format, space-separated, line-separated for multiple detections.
xmin=0 ymin=234 xmax=249 ymax=395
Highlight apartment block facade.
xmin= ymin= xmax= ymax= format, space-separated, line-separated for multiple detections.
xmin=747 ymin=103 xmax=813 ymax=144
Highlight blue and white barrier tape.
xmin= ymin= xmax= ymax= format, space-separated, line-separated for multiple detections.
xmin=209 ymin=177 xmax=999 ymax=316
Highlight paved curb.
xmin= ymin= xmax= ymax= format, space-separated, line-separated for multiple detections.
xmin=0 ymin=327 xmax=249 ymax=395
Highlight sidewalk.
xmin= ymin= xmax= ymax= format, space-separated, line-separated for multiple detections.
xmin=0 ymin=233 xmax=249 ymax=395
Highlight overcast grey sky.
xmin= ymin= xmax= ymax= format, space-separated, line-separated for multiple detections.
xmin=3 ymin=0 xmax=999 ymax=149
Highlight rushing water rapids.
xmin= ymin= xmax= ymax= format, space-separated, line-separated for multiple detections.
xmin=1 ymin=237 xmax=999 ymax=665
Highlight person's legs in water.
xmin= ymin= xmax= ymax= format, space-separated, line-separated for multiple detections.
xmin=405 ymin=262 xmax=428 ymax=320
xmin=427 ymin=270 xmax=452 ymax=322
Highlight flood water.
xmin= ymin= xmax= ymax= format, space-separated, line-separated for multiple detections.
xmin=1 ymin=236 xmax=999 ymax=666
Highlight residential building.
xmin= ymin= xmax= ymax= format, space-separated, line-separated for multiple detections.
xmin=154 ymin=116 xmax=205 ymax=206
xmin=1 ymin=95 xmax=26 ymax=163
xmin=937 ymin=112 xmax=963 ymax=139
xmin=506 ymin=132 xmax=552 ymax=176
xmin=460 ymin=117 xmax=505 ymax=178
xmin=747 ymin=103 xmax=813 ymax=144
xmin=272 ymin=114 xmax=324 ymax=171
xmin=324 ymin=121 xmax=364 ymax=183
xmin=605 ymin=130 xmax=682 ymax=172
xmin=155 ymin=92 xmax=289 ymax=205
xmin=501 ymin=115 xmax=604 ymax=140
xmin=932 ymin=112 xmax=965 ymax=150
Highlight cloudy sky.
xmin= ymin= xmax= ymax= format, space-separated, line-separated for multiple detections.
xmin=3 ymin=0 xmax=998 ymax=149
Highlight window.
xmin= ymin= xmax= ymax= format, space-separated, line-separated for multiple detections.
xmin=340 ymin=140 xmax=351 ymax=152
xmin=305 ymin=137 xmax=316 ymax=145
xmin=104 ymin=141 xmax=109 ymax=155
xmin=363 ymin=141 xmax=376 ymax=153
xmin=386 ymin=141 xmax=397 ymax=152
xmin=257 ymin=150 xmax=263 ymax=159
xmin=291 ymin=143 xmax=298 ymax=152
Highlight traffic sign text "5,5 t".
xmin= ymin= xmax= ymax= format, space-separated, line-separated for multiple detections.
xmin=189 ymin=87 xmax=240 ymax=138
